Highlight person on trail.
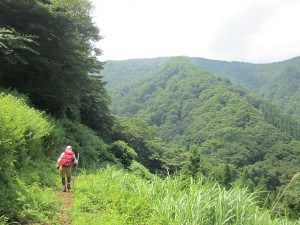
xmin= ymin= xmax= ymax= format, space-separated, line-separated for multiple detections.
xmin=57 ymin=146 xmax=78 ymax=192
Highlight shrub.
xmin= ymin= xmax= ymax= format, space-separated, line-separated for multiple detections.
xmin=129 ymin=160 xmax=155 ymax=180
xmin=0 ymin=91 xmax=62 ymax=223
xmin=109 ymin=140 xmax=137 ymax=168
xmin=0 ymin=92 xmax=59 ymax=181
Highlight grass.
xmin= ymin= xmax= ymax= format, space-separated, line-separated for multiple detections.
xmin=70 ymin=166 xmax=300 ymax=225
xmin=0 ymin=176 xmax=61 ymax=225
xmin=271 ymin=172 xmax=300 ymax=214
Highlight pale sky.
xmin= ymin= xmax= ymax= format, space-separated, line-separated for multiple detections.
xmin=91 ymin=0 xmax=300 ymax=63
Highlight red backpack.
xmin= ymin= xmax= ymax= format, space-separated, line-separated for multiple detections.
xmin=59 ymin=149 xmax=74 ymax=167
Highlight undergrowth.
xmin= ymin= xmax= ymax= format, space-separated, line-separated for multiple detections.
xmin=0 ymin=91 xmax=63 ymax=224
xmin=70 ymin=166 xmax=299 ymax=225
xmin=0 ymin=162 xmax=61 ymax=224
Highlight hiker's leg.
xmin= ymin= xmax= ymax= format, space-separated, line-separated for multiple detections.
xmin=59 ymin=166 xmax=65 ymax=178
xmin=65 ymin=167 xmax=72 ymax=191
xmin=67 ymin=176 xmax=71 ymax=190
xmin=59 ymin=166 xmax=66 ymax=192
xmin=62 ymin=177 xmax=66 ymax=192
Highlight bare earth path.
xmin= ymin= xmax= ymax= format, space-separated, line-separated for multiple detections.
xmin=57 ymin=191 xmax=73 ymax=225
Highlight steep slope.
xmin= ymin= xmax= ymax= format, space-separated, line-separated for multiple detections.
xmin=260 ymin=65 xmax=300 ymax=121
xmin=190 ymin=56 xmax=300 ymax=121
xmin=110 ymin=57 xmax=300 ymax=190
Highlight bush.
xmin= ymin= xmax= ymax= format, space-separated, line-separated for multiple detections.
xmin=129 ymin=161 xmax=155 ymax=180
xmin=0 ymin=91 xmax=62 ymax=223
xmin=109 ymin=140 xmax=137 ymax=168
xmin=11 ymin=178 xmax=59 ymax=224
xmin=0 ymin=92 xmax=61 ymax=179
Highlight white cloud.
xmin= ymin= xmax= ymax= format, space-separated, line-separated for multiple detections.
xmin=91 ymin=0 xmax=300 ymax=63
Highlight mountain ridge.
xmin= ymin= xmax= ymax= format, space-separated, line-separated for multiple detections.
xmin=102 ymin=56 xmax=300 ymax=121
xmin=108 ymin=57 xmax=300 ymax=191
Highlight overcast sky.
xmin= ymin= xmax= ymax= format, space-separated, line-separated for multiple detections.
xmin=91 ymin=0 xmax=300 ymax=63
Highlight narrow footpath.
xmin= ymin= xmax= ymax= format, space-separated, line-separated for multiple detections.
xmin=57 ymin=191 xmax=73 ymax=225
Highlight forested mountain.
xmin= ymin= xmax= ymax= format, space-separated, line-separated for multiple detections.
xmin=101 ymin=57 xmax=171 ymax=88
xmin=191 ymin=57 xmax=300 ymax=122
xmin=102 ymin=56 xmax=300 ymax=122
xmin=109 ymin=57 xmax=300 ymax=194
xmin=2 ymin=0 xmax=300 ymax=223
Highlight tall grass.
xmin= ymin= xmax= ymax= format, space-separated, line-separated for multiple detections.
xmin=70 ymin=166 xmax=299 ymax=225
xmin=271 ymin=172 xmax=300 ymax=214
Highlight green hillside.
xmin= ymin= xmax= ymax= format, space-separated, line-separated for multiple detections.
xmin=190 ymin=57 xmax=300 ymax=121
xmin=102 ymin=56 xmax=300 ymax=121
xmin=4 ymin=91 xmax=299 ymax=224
xmin=110 ymin=58 xmax=300 ymax=195
xmin=101 ymin=57 xmax=171 ymax=88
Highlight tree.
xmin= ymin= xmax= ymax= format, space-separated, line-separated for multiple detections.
xmin=80 ymin=75 xmax=113 ymax=133
xmin=0 ymin=28 xmax=38 ymax=65
xmin=111 ymin=116 xmax=166 ymax=172
xmin=221 ymin=163 xmax=232 ymax=189
xmin=0 ymin=0 xmax=104 ymax=120
xmin=109 ymin=140 xmax=137 ymax=168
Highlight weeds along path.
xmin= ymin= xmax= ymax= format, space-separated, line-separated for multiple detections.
xmin=57 ymin=191 xmax=73 ymax=225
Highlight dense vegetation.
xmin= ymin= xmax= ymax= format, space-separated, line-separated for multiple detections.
xmin=101 ymin=58 xmax=171 ymax=89
xmin=109 ymin=57 xmax=300 ymax=217
xmin=0 ymin=91 xmax=142 ymax=224
xmin=0 ymin=0 xmax=112 ymax=128
xmin=102 ymin=56 xmax=300 ymax=122
xmin=0 ymin=0 xmax=114 ymax=223
xmin=1 ymin=0 xmax=300 ymax=224
xmin=190 ymin=57 xmax=300 ymax=122
xmin=71 ymin=167 xmax=300 ymax=225
xmin=0 ymin=91 xmax=62 ymax=223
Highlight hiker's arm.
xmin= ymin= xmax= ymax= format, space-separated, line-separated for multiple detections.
xmin=73 ymin=154 xmax=78 ymax=165
xmin=57 ymin=152 xmax=64 ymax=165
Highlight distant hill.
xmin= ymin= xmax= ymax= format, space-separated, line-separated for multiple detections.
xmin=101 ymin=56 xmax=300 ymax=121
xmin=190 ymin=57 xmax=300 ymax=121
xmin=107 ymin=57 xmax=300 ymax=190
xmin=101 ymin=57 xmax=171 ymax=89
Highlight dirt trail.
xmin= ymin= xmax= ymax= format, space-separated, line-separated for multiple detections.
xmin=57 ymin=191 xmax=73 ymax=225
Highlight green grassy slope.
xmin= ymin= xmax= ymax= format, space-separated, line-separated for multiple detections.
xmin=70 ymin=167 xmax=300 ymax=225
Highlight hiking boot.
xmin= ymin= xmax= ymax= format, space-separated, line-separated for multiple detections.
xmin=62 ymin=185 xmax=66 ymax=192
xmin=67 ymin=183 xmax=71 ymax=191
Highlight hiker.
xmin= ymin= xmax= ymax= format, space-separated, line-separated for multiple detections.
xmin=57 ymin=146 xmax=78 ymax=192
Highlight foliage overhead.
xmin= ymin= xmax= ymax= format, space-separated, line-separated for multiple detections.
xmin=0 ymin=0 xmax=111 ymax=126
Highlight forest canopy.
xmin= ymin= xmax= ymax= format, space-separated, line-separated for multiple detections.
xmin=102 ymin=56 xmax=300 ymax=122
xmin=107 ymin=57 xmax=300 ymax=194
xmin=0 ymin=0 xmax=111 ymax=129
